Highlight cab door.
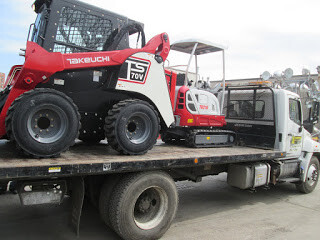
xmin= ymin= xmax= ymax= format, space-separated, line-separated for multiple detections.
xmin=286 ymin=97 xmax=303 ymax=158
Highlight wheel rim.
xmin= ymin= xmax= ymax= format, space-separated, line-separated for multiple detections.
xmin=125 ymin=112 xmax=152 ymax=144
xmin=27 ymin=104 xmax=68 ymax=144
xmin=133 ymin=186 xmax=169 ymax=230
xmin=306 ymin=164 xmax=318 ymax=187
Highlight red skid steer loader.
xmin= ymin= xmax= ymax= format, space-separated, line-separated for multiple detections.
xmin=0 ymin=0 xmax=173 ymax=157
xmin=0 ymin=0 xmax=234 ymax=158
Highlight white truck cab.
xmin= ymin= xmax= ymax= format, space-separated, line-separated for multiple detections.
xmin=274 ymin=89 xmax=320 ymax=180
xmin=224 ymin=85 xmax=320 ymax=192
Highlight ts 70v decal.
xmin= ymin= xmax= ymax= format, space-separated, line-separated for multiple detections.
xmin=118 ymin=57 xmax=151 ymax=84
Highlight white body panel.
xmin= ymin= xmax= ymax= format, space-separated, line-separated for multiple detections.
xmin=274 ymin=90 xmax=303 ymax=158
xmin=186 ymin=88 xmax=221 ymax=116
xmin=115 ymin=52 xmax=174 ymax=127
xmin=299 ymin=129 xmax=320 ymax=181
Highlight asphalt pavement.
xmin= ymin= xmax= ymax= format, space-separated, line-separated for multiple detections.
xmin=0 ymin=173 xmax=319 ymax=240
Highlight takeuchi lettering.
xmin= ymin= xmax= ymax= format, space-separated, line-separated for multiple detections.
xmin=66 ymin=56 xmax=110 ymax=65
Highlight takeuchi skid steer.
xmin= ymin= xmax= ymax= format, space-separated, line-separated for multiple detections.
xmin=0 ymin=0 xmax=234 ymax=158
xmin=0 ymin=0 xmax=174 ymax=157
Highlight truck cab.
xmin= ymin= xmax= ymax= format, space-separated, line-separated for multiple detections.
xmin=224 ymin=84 xmax=320 ymax=184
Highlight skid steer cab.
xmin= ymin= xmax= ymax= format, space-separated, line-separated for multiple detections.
xmin=163 ymin=39 xmax=236 ymax=147
xmin=0 ymin=0 xmax=174 ymax=158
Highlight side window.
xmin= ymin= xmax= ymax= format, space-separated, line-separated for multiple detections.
xmin=289 ymin=99 xmax=301 ymax=125
xmin=228 ymin=100 xmax=265 ymax=119
xmin=186 ymin=92 xmax=197 ymax=114
xmin=255 ymin=101 xmax=265 ymax=118
xmin=31 ymin=6 xmax=48 ymax=46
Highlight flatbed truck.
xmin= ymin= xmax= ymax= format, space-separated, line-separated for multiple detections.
xmin=0 ymin=140 xmax=285 ymax=239
xmin=0 ymin=86 xmax=319 ymax=240
xmin=0 ymin=1 xmax=319 ymax=239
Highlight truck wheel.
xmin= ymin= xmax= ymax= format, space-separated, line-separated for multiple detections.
xmin=105 ymin=99 xmax=160 ymax=155
xmin=108 ymin=171 xmax=178 ymax=240
xmin=5 ymin=89 xmax=80 ymax=158
xmin=0 ymin=181 xmax=8 ymax=194
xmin=296 ymin=156 xmax=319 ymax=193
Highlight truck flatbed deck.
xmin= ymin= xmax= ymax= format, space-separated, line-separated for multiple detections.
xmin=0 ymin=140 xmax=283 ymax=180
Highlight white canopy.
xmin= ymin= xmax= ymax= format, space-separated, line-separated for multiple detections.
xmin=171 ymin=39 xmax=227 ymax=55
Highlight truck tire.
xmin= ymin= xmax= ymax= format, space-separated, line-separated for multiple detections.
xmin=296 ymin=156 xmax=319 ymax=193
xmin=99 ymin=174 xmax=122 ymax=227
xmin=86 ymin=175 xmax=105 ymax=209
xmin=108 ymin=171 xmax=178 ymax=240
xmin=5 ymin=89 xmax=80 ymax=158
xmin=105 ymin=99 xmax=160 ymax=155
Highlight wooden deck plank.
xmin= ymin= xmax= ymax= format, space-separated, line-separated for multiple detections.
xmin=0 ymin=140 xmax=279 ymax=168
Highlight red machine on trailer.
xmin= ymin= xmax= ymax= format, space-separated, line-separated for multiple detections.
xmin=163 ymin=39 xmax=235 ymax=147
xmin=1 ymin=33 xmax=172 ymax=157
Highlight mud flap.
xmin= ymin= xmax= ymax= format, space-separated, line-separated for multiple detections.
xmin=70 ymin=177 xmax=85 ymax=237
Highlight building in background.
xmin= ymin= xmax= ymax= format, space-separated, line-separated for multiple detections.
xmin=0 ymin=73 xmax=5 ymax=89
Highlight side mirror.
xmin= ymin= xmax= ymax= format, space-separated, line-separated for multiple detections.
xmin=299 ymin=126 xmax=303 ymax=133
xmin=303 ymin=121 xmax=313 ymax=133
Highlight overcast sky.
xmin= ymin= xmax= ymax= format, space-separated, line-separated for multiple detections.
xmin=0 ymin=0 xmax=319 ymax=81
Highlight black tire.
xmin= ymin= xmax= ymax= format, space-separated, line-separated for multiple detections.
xmin=105 ymin=99 xmax=160 ymax=155
xmin=99 ymin=174 xmax=122 ymax=227
xmin=296 ymin=156 xmax=319 ymax=193
xmin=0 ymin=181 xmax=8 ymax=194
xmin=108 ymin=171 xmax=178 ymax=240
xmin=5 ymin=89 xmax=80 ymax=158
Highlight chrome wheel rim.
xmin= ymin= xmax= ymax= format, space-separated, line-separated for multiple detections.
xmin=133 ymin=186 xmax=168 ymax=230
xmin=306 ymin=164 xmax=318 ymax=187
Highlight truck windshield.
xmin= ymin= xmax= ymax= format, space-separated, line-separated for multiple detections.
xmin=31 ymin=6 xmax=48 ymax=46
